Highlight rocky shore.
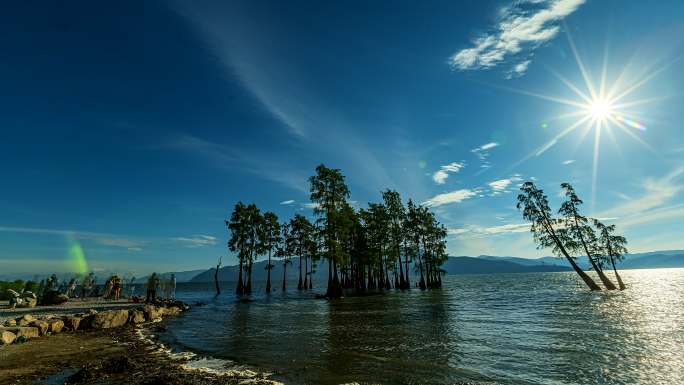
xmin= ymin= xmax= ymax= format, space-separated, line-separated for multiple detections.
xmin=0 ymin=300 xmax=282 ymax=385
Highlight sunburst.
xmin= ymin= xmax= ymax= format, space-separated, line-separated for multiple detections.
xmin=509 ymin=30 xmax=672 ymax=210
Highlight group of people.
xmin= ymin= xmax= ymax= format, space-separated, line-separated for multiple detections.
xmin=144 ymin=273 xmax=176 ymax=303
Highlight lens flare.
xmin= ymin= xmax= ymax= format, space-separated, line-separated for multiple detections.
xmin=68 ymin=239 xmax=89 ymax=274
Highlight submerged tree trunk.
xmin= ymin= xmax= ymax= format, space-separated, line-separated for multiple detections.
xmin=574 ymin=217 xmax=617 ymax=290
xmin=304 ymin=255 xmax=309 ymax=290
xmin=236 ymin=259 xmax=244 ymax=295
xmin=282 ymin=263 xmax=288 ymax=291
xmin=215 ymin=259 xmax=222 ymax=296
xmin=397 ymin=245 xmax=406 ymax=289
xmin=611 ymin=257 xmax=626 ymax=290
xmin=298 ymin=255 xmax=303 ymax=290
xmin=266 ymin=250 xmax=272 ymax=293
xmin=308 ymin=256 xmax=313 ymax=290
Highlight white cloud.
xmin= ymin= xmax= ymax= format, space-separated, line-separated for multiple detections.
xmin=471 ymin=142 xmax=500 ymax=170
xmin=280 ymin=200 xmax=295 ymax=205
xmin=0 ymin=226 xmax=146 ymax=250
xmin=477 ymin=142 xmax=500 ymax=151
xmin=562 ymin=159 xmax=576 ymax=165
xmin=432 ymin=161 xmax=465 ymax=184
xmin=172 ymin=235 xmax=217 ymax=248
xmin=450 ymin=0 xmax=585 ymax=76
xmin=423 ymin=189 xmax=478 ymax=207
xmin=488 ymin=174 xmax=523 ymax=194
xmin=302 ymin=202 xmax=321 ymax=209
xmin=449 ymin=223 xmax=531 ymax=238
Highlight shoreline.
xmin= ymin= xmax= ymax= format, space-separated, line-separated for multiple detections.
xmin=0 ymin=301 xmax=283 ymax=385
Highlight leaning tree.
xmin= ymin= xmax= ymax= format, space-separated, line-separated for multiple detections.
xmin=593 ymin=219 xmax=628 ymax=290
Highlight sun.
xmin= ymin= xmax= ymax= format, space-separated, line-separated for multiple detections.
xmin=587 ymin=98 xmax=614 ymax=120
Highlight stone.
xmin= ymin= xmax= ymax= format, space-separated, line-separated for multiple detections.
xmin=1 ymin=330 xmax=16 ymax=345
xmin=129 ymin=310 xmax=146 ymax=324
xmin=3 ymin=319 xmax=17 ymax=327
xmin=42 ymin=290 xmax=69 ymax=305
xmin=22 ymin=297 xmax=38 ymax=308
xmin=86 ymin=309 xmax=129 ymax=329
xmin=0 ymin=327 xmax=40 ymax=339
xmin=30 ymin=320 xmax=50 ymax=335
xmin=143 ymin=305 xmax=162 ymax=321
xmin=48 ymin=319 xmax=65 ymax=333
xmin=17 ymin=314 xmax=35 ymax=326
xmin=165 ymin=306 xmax=182 ymax=316
xmin=63 ymin=316 xmax=83 ymax=331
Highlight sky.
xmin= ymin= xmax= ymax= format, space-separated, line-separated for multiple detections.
xmin=2 ymin=0 xmax=684 ymax=276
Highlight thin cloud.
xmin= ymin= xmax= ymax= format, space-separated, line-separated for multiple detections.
xmin=432 ymin=161 xmax=465 ymax=185
xmin=562 ymin=159 xmax=576 ymax=165
xmin=449 ymin=223 xmax=531 ymax=237
xmin=280 ymin=200 xmax=295 ymax=205
xmin=0 ymin=226 xmax=146 ymax=250
xmin=172 ymin=235 xmax=218 ymax=248
xmin=472 ymin=142 xmax=500 ymax=170
xmin=302 ymin=202 xmax=321 ymax=209
xmin=423 ymin=189 xmax=478 ymax=207
xmin=450 ymin=0 xmax=585 ymax=76
xmin=488 ymin=174 xmax=523 ymax=195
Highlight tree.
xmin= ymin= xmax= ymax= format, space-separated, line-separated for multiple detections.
xmin=214 ymin=256 xmax=222 ymax=296
xmin=406 ymin=200 xmax=426 ymax=290
xmin=262 ymin=212 xmax=281 ymax=293
xmin=289 ymin=214 xmax=314 ymax=291
xmin=227 ymin=202 xmax=249 ymax=295
xmin=280 ymin=222 xmax=293 ymax=291
xmin=382 ymin=190 xmax=409 ymax=289
xmin=517 ymin=182 xmax=601 ymax=291
xmin=559 ymin=183 xmax=617 ymax=290
xmin=593 ymin=219 xmax=628 ymax=290
xmin=309 ymin=164 xmax=350 ymax=298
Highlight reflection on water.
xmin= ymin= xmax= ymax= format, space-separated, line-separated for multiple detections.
xmin=159 ymin=268 xmax=684 ymax=385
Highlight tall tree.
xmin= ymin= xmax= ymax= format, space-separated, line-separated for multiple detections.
xmin=559 ymin=183 xmax=617 ymax=290
xmin=289 ymin=214 xmax=314 ymax=291
xmin=309 ymin=164 xmax=350 ymax=298
xmin=280 ymin=222 xmax=292 ymax=291
xmin=262 ymin=212 xmax=281 ymax=293
xmin=593 ymin=220 xmax=628 ymax=290
xmin=227 ymin=202 xmax=249 ymax=295
xmin=517 ymin=182 xmax=601 ymax=291
xmin=244 ymin=203 xmax=264 ymax=295
xmin=382 ymin=190 xmax=408 ymax=289
xmin=406 ymin=200 xmax=426 ymax=290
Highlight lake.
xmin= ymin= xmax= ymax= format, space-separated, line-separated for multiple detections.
xmin=158 ymin=268 xmax=684 ymax=385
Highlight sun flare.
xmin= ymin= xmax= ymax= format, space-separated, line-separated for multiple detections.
xmin=587 ymin=99 xmax=614 ymax=120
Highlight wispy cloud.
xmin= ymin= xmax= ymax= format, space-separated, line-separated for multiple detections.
xmin=280 ymin=200 xmax=295 ymax=205
xmin=432 ymin=162 xmax=465 ymax=185
xmin=302 ymin=202 xmax=321 ymax=210
xmin=472 ymin=142 xmax=500 ymax=170
xmin=423 ymin=189 xmax=478 ymax=207
xmin=448 ymin=223 xmax=531 ymax=237
xmin=562 ymin=159 xmax=576 ymax=165
xmin=172 ymin=235 xmax=218 ymax=248
xmin=0 ymin=226 xmax=146 ymax=250
xmin=450 ymin=0 xmax=585 ymax=76
xmin=597 ymin=165 xmax=684 ymax=227
xmin=488 ymin=174 xmax=523 ymax=195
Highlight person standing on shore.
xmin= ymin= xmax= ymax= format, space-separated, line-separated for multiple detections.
xmin=112 ymin=275 xmax=122 ymax=300
xmin=170 ymin=274 xmax=176 ymax=299
xmin=146 ymin=273 xmax=159 ymax=303
xmin=81 ymin=273 xmax=94 ymax=300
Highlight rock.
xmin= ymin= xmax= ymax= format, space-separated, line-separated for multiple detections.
xmin=63 ymin=316 xmax=83 ymax=331
xmin=17 ymin=314 xmax=35 ymax=326
xmin=3 ymin=319 xmax=17 ymax=327
xmin=86 ymin=310 xmax=129 ymax=329
xmin=48 ymin=319 xmax=65 ymax=333
xmin=22 ymin=297 xmax=38 ymax=308
xmin=0 ymin=327 xmax=40 ymax=339
xmin=164 ymin=306 xmax=182 ymax=316
xmin=143 ymin=305 xmax=162 ymax=321
xmin=42 ymin=290 xmax=69 ymax=305
xmin=30 ymin=320 xmax=50 ymax=335
xmin=129 ymin=309 xmax=146 ymax=324
xmin=1 ymin=330 xmax=16 ymax=345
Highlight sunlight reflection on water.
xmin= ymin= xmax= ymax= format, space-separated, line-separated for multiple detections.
xmin=159 ymin=268 xmax=684 ymax=385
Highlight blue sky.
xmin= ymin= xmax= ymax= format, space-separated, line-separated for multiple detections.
xmin=2 ymin=0 xmax=684 ymax=275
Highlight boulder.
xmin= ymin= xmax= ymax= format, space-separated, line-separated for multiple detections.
xmin=48 ymin=319 xmax=65 ymax=333
xmin=86 ymin=309 xmax=129 ymax=329
xmin=1 ymin=330 xmax=16 ymax=345
xmin=3 ymin=319 xmax=17 ymax=327
xmin=63 ymin=316 xmax=83 ymax=331
xmin=164 ymin=306 xmax=182 ymax=316
xmin=129 ymin=310 xmax=146 ymax=324
xmin=17 ymin=314 xmax=35 ymax=326
xmin=30 ymin=320 xmax=50 ymax=336
xmin=22 ymin=297 xmax=38 ymax=308
xmin=42 ymin=290 xmax=69 ymax=305
xmin=143 ymin=305 xmax=162 ymax=321
xmin=0 ymin=327 xmax=40 ymax=339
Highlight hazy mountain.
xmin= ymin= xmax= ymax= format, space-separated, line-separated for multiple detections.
xmin=444 ymin=257 xmax=571 ymax=275
xmin=479 ymin=251 xmax=684 ymax=270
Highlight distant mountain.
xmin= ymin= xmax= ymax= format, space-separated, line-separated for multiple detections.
xmin=445 ymin=257 xmax=571 ymax=275
xmin=479 ymin=251 xmax=684 ymax=270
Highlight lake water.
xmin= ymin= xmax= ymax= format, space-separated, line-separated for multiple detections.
xmin=159 ymin=269 xmax=684 ymax=385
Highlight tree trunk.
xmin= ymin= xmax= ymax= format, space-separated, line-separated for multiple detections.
xmin=304 ymin=255 xmax=309 ymax=290
xmin=247 ymin=258 xmax=253 ymax=294
xmin=396 ymin=245 xmax=406 ymax=289
xmin=214 ymin=263 xmax=221 ymax=296
xmin=574 ymin=217 xmax=617 ymax=290
xmin=308 ymin=256 xmax=313 ymax=290
xmin=236 ymin=259 xmax=244 ymax=295
xmin=611 ymin=257 xmax=626 ymax=290
xmin=266 ymin=250 xmax=272 ymax=293
xmin=404 ymin=250 xmax=411 ymax=289
xmin=298 ymin=254 xmax=303 ymax=290
xmin=282 ymin=263 xmax=287 ymax=291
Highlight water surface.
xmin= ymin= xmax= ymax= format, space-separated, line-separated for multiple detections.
xmin=160 ymin=269 xmax=684 ymax=385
